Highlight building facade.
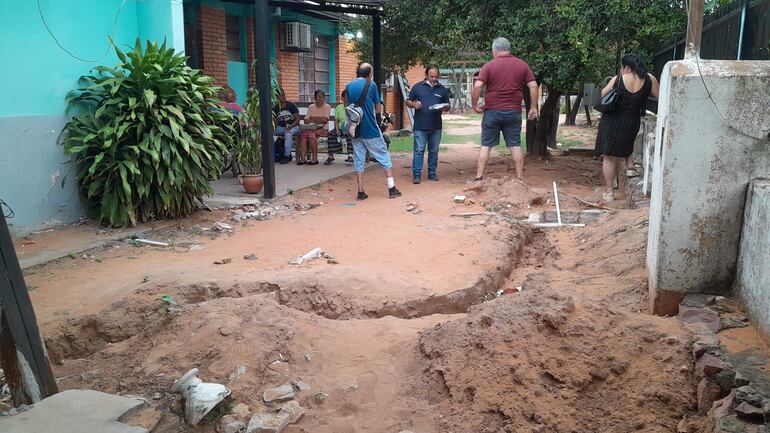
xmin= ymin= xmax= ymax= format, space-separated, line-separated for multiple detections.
xmin=0 ymin=0 xmax=367 ymax=234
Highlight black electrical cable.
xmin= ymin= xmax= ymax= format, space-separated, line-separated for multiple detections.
xmin=37 ymin=0 xmax=128 ymax=63
xmin=0 ymin=199 xmax=14 ymax=219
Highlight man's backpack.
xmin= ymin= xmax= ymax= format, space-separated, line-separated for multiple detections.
xmin=345 ymin=79 xmax=372 ymax=139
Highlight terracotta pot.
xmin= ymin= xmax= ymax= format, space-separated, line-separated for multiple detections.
xmin=241 ymin=174 xmax=264 ymax=194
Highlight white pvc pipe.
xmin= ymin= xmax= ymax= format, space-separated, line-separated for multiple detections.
xmin=553 ymin=181 xmax=562 ymax=225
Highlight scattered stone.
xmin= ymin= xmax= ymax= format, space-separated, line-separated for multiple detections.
xmin=721 ymin=317 xmax=749 ymax=330
xmin=152 ymin=413 xmax=185 ymax=433
xmin=80 ymin=370 xmax=100 ymax=381
xmin=243 ymin=254 xmax=258 ymax=260
xmin=213 ymin=222 xmax=234 ymax=233
xmin=453 ymin=195 xmax=467 ymax=203
xmin=214 ymin=258 xmax=232 ymax=265
xmin=663 ymin=336 xmax=681 ymax=345
xmin=697 ymin=378 xmax=723 ymax=415
xmin=219 ymin=327 xmax=235 ymax=336
xmin=277 ymin=401 xmax=305 ymax=424
xmin=712 ymin=389 xmax=737 ymax=421
xmin=678 ymin=306 xmax=722 ymax=333
xmin=696 ymin=354 xmax=726 ymax=377
xmin=245 ymin=413 xmax=290 ymax=433
xmin=734 ymin=402 xmax=764 ymax=421
xmin=681 ymin=294 xmax=717 ymax=308
xmin=268 ymin=361 xmax=290 ymax=375
xmin=231 ymin=403 xmax=250 ymax=419
xmin=683 ymin=321 xmax=715 ymax=336
xmin=225 ymin=420 xmax=246 ymax=433
xmin=406 ymin=202 xmax=418 ymax=212
xmin=713 ymin=369 xmax=737 ymax=394
xmin=336 ymin=378 xmax=359 ymax=392
xmin=735 ymin=386 xmax=764 ymax=407
xmin=263 ymin=385 xmax=295 ymax=403
xmin=610 ymin=360 xmax=630 ymax=375
xmin=734 ymin=371 xmax=751 ymax=388
xmin=692 ymin=334 xmax=721 ymax=359
xmin=152 ymin=392 xmax=162 ymax=400
xmin=291 ymin=380 xmax=311 ymax=391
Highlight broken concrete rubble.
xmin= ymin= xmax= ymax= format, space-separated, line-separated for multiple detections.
xmin=263 ymin=385 xmax=295 ymax=403
xmin=277 ymin=400 xmax=305 ymax=424
xmin=246 ymin=413 xmax=290 ymax=433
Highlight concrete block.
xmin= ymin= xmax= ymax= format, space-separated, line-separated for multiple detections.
xmin=0 ymin=389 xmax=148 ymax=433
xmin=646 ymin=60 xmax=770 ymax=315
xmin=263 ymin=384 xmax=295 ymax=403
xmin=736 ymin=180 xmax=770 ymax=336
xmin=246 ymin=413 xmax=290 ymax=433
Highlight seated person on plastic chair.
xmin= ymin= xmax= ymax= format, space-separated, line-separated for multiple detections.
xmin=299 ymin=90 xmax=331 ymax=166
xmin=326 ymin=90 xmax=350 ymax=165
xmin=272 ymin=89 xmax=300 ymax=164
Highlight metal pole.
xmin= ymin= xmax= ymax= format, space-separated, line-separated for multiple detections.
xmin=737 ymin=0 xmax=748 ymax=60
xmin=372 ymin=13 xmax=382 ymax=91
xmin=0 ymin=210 xmax=58 ymax=405
xmin=255 ymin=0 xmax=275 ymax=199
xmin=685 ymin=0 xmax=705 ymax=58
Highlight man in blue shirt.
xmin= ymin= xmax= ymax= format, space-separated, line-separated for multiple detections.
xmin=346 ymin=63 xmax=402 ymax=200
xmin=406 ymin=65 xmax=450 ymax=183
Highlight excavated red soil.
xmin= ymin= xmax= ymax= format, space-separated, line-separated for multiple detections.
xmin=18 ymin=142 xmax=704 ymax=432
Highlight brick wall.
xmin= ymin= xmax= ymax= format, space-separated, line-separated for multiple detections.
xmin=400 ymin=65 xmax=425 ymax=129
xmin=245 ymin=19 xmax=255 ymax=87
xmin=200 ymin=6 xmax=228 ymax=85
xmin=335 ymin=37 xmax=358 ymax=99
xmin=275 ymin=26 xmax=299 ymax=101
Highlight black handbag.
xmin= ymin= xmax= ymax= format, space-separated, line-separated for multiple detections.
xmin=596 ymin=74 xmax=621 ymax=113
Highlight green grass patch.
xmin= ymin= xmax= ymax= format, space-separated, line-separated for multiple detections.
xmin=555 ymin=135 xmax=583 ymax=149
xmin=389 ymin=132 xmax=528 ymax=153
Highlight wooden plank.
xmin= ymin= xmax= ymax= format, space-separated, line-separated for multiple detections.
xmin=0 ymin=211 xmax=58 ymax=405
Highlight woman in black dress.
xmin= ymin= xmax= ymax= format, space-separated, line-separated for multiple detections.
xmin=595 ymin=54 xmax=659 ymax=201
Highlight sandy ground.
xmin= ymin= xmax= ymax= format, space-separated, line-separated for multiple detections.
xmin=12 ymin=117 xmax=711 ymax=432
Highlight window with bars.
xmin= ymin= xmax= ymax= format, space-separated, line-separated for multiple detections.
xmin=298 ymin=37 xmax=330 ymax=103
xmin=226 ymin=15 xmax=242 ymax=62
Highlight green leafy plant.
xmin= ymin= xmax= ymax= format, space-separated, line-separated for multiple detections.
xmin=235 ymin=62 xmax=281 ymax=175
xmin=62 ymin=39 xmax=235 ymax=227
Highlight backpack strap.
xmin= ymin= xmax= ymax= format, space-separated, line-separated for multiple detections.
xmin=355 ymin=79 xmax=372 ymax=108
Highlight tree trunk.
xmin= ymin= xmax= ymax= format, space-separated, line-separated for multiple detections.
xmin=565 ymin=86 xmax=584 ymax=126
xmin=584 ymin=105 xmax=592 ymax=126
xmin=530 ymin=87 xmax=561 ymax=157
xmin=524 ymin=85 xmax=537 ymax=153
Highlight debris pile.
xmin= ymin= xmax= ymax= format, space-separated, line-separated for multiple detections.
xmin=230 ymin=201 xmax=323 ymax=222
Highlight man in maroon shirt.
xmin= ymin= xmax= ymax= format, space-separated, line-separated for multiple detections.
xmin=472 ymin=37 xmax=539 ymax=181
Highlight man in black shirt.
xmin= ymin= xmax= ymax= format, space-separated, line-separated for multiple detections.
xmin=405 ymin=65 xmax=450 ymax=183
xmin=272 ymin=90 xmax=300 ymax=164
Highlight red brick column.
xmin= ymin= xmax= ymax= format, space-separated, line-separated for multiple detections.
xmin=335 ymin=37 xmax=358 ymax=98
xmin=275 ymin=26 xmax=299 ymax=101
xmin=245 ymin=18 xmax=256 ymax=87
xmin=200 ymin=6 xmax=228 ymax=85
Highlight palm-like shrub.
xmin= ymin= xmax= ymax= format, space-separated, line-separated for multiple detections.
xmin=63 ymin=40 xmax=235 ymax=226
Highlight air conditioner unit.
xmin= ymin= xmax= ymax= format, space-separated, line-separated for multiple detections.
xmin=285 ymin=22 xmax=300 ymax=50
xmin=284 ymin=22 xmax=313 ymax=51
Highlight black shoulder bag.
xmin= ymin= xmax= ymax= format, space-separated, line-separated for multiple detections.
xmin=596 ymin=74 xmax=621 ymax=113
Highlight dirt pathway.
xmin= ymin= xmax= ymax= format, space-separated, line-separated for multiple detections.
xmin=20 ymin=141 xmax=701 ymax=432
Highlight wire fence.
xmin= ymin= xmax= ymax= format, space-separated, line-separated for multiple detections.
xmin=653 ymin=0 xmax=770 ymax=78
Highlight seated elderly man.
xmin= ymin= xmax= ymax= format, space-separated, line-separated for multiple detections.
xmin=272 ymin=89 xmax=300 ymax=164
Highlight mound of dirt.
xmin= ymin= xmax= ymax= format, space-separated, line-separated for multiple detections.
xmin=418 ymin=289 xmax=696 ymax=433
xmin=464 ymin=176 xmax=585 ymax=216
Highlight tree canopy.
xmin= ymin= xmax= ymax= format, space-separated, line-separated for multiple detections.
xmin=348 ymin=0 xmax=687 ymax=154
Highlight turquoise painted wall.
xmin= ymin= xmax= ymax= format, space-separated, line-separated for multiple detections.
xmin=0 ymin=0 xmax=183 ymax=234
xmin=228 ymin=61 xmax=249 ymax=104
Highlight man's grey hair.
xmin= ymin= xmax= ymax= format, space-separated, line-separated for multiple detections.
xmin=492 ymin=37 xmax=511 ymax=53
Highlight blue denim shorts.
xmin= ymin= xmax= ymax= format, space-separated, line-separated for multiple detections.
xmin=352 ymin=136 xmax=392 ymax=172
xmin=481 ymin=109 xmax=522 ymax=148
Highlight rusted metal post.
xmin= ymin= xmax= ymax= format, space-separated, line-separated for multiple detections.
xmin=685 ymin=0 xmax=705 ymax=58
xmin=0 ymin=210 xmax=58 ymax=406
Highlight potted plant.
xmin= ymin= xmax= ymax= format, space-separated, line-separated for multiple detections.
xmin=235 ymin=112 xmax=264 ymax=194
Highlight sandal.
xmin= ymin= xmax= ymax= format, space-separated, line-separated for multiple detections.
xmin=324 ymin=158 xmax=334 ymax=166
xmin=602 ymin=192 xmax=614 ymax=202
xmin=308 ymin=161 xmax=319 ymax=166
xmin=297 ymin=161 xmax=305 ymax=166
xmin=626 ymin=168 xmax=640 ymax=178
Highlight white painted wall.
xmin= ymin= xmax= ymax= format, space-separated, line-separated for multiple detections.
xmin=646 ymin=59 xmax=770 ymax=314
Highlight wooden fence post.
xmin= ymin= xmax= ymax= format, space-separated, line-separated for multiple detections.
xmin=0 ymin=210 xmax=58 ymax=406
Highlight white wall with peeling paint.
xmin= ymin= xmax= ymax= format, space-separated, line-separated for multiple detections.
xmin=647 ymin=59 xmax=770 ymax=315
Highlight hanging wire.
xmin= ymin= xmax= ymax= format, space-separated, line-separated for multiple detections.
xmin=682 ymin=0 xmax=769 ymax=141
xmin=37 ymin=0 xmax=128 ymax=63
xmin=0 ymin=198 xmax=14 ymax=219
